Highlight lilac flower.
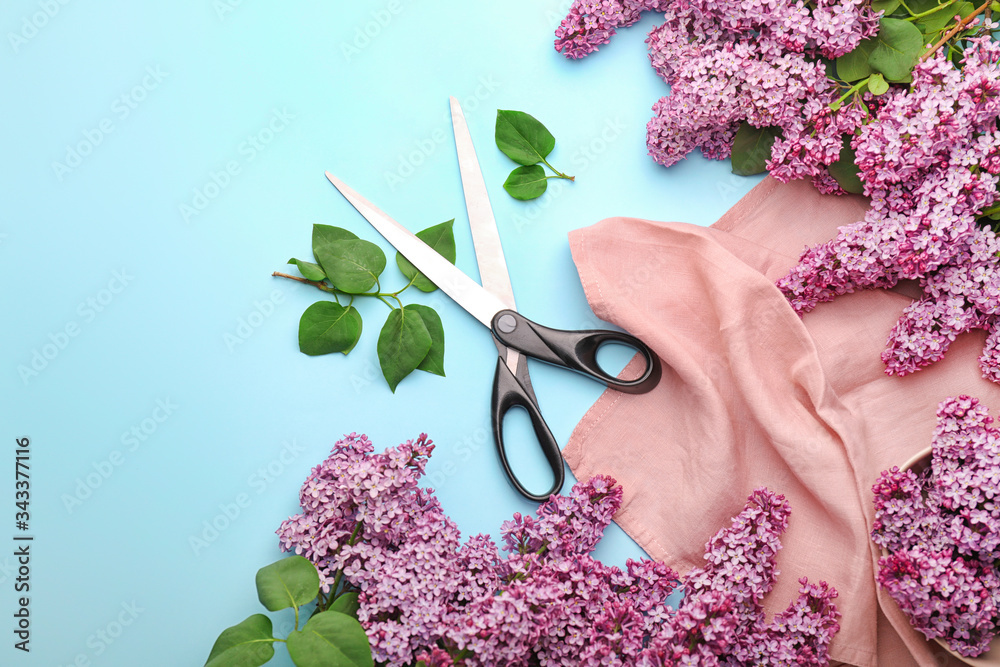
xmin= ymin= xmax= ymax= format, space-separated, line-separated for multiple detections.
xmin=279 ymin=435 xmax=840 ymax=665
xmin=554 ymin=1 xmax=669 ymax=60
xmin=776 ymin=41 xmax=1000 ymax=381
xmin=556 ymin=0 xmax=878 ymax=184
xmin=872 ymin=396 xmax=1000 ymax=657
xmin=555 ymin=2 xmax=1000 ymax=383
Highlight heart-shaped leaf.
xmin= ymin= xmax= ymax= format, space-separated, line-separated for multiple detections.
xmin=286 ymin=611 xmax=373 ymax=667
xmin=836 ymin=38 xmax=878 ymax=81
xmin=407 ymin=305 xmax=445 ymax=377
xmin=329 ymin=592 xmax=361 ymax=619
xmin=503 ymin=165 xmax=548 ymax=200
xmin=315 ymin=239 xmax=386 ymax=294
xmin=255 ymin=556 xmax=320 ymax=612
xmin=298 ymin=302 xmax=363 ymax=356
xmin=377 ymin=306 xmax=432 ymax=392
xmin=396 ymin=220 xmax=457 ymax=292
xmin=496 ymin=110 xmax=556 ymax=166
xmin=204 ymin=614 xmax=275 ymax=667
xmin=867 ymin=18 xmax=923 ymax=82
xmin=288 ymin=257 xmax=327 ymax=282
xmin=312 ymin=224 xmax=358 ymax=259
xmin=730 ymin=123 xmax=782 ymax=176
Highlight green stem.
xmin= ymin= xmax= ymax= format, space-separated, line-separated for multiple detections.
xmin=919 ymin=0 xmax=991 ymax=62
xmin=375 ymin=294 xmax=403 ymax=310
xmin=293 ymin=603 xmax=300 ymax=632
xmin=832 ymin=77 xmax=871 ymax=108
xmin=904 ymin=0 xmax=958 ymax=20
xmin=897 ymin=0 xmax=916 ymax=14
xmin=327 ymin=522 xmax=364 ymax=606
xmin=274 ymin=271 xmax=405 ymax=309
xmin=539 ymin=156 xmax=575 ymax=181
xmin=390 ymin=274 xmax=418 ymax=297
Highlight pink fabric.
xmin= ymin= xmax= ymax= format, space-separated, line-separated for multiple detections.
xmin=565 ymin=175 xmax=999 ymax=667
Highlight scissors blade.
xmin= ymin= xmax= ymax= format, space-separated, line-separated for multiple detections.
xmin=450 ymin=96 xmax=517 ymax=312
xmin=325 ymin=171 xmax=509 ymax=329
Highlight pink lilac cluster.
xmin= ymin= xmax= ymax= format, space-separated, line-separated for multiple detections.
xmin=777 ymin=40 xmax=1000 ymax=381
xmin=554 ymin=0 xmax=879 ymax=191
xmin=276 ymin=432 xmax=440 ymax=593
xmin=872 ymin=396 xmax=1000 ymax=657
xmin=278 ymin=434 xmax=841 ymax=666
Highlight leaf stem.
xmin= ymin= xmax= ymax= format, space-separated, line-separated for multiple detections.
xmin=833 ymin=77 xmax=871 ymax=108
xmin=375 ymin=294 xmax=403 ymax=310
xmin=272 ymin=271 xmax=338 ymax=294
xmin=539 ymin=156 xmax=575 ymax=181
xmin=919 ymin=0 xmax=991 ymax=62
xmin=274 ymin=271 xmax=407 ymax=308
xmin=391 ymin=274 xmax=418 ymax=296
xmin=328 ymin=522 xmax=364 ymax=604
xmin=904 ymin=0 xmax=958 ymax=20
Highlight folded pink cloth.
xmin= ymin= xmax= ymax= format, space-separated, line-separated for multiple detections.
xmin=566 ymin=175 xmax=998 ymax=667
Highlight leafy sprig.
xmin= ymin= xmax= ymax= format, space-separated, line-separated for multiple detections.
xmin=495 ymin=109 xmax=574 ymax=200
xmin=729 ymin=0 xmax=993 ymax=185
xmin=274 ymin=221 xmax=455 ymax=392
xmin=204 ymin=556 xmax=372 ymax=667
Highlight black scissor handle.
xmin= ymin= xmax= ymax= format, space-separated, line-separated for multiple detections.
xmin=491 ymin=310 xmax=662 ymax=394
xmin=490 ymin=357 xmax=565 ymax=502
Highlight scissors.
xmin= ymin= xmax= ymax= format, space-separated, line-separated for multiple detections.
xmin=325 ymin=97 xmax=661 ymax=501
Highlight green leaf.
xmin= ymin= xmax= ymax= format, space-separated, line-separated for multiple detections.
xmin=836 ymin=39 xmax=877 ymax=81
xmin=329 ymin=592 xmax=361 ymax=619
xmin=956 ymin=2 xmax=976 ymax=19
xmin=867 ymin=18 xmax=924 ymax=81
xmin=204 ymin=614 xmax=275 ymax=667
xmin=871 ymin=0 xmax=901 ymax=13
xmin=312 ymin=224 xmax=358 ymax=259
xmin=503 ymin=165 xmax=548 ymax=200
xmin=395 ymin=220 xmax=457 ymax=292
xmin=407 ymin=305 xmax=445 ymax=377
xmin=288 ymin=257 xmax=327 ymax=282
xmin=828 ymin=136 xmax=865 ymax=195
xmin=495 ymin=110 xmax=556 ymax=166
xmin=298 ymin=302 xmax=363 ymax=356
xmin=915 ymin=0 xmax=971 ymax=34
xmin=286 ymin=611 xmax=373 ymax=667
xmin=255 ymin=556 xmax=321 ymax=613
xmin=730 ymin=123 xmax=782 ymax=176
xmin=868 ymin=73 xmax=890 ymax=96
xmin=314 ymin=239 xmax=387 ymax=294
xmin=377 ymin=306 xmax=432 ymax=392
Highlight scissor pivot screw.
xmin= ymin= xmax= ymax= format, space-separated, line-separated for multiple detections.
xmin=496 ymin=313 xmax=517 ymax=334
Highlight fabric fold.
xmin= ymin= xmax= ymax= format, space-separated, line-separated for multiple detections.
xmin=566 ymin=176 xmax=997 ymax=666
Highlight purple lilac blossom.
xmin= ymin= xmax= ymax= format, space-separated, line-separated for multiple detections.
xmin=872 ymin=396 xmax=1000 ymax=657
xmin=278 ymin=434 xmax=840 ymax=665
xmin=555 ymin=3 xmax=1000 ymax=384
xmin=556 ymin=0 xmax=878 ymax=191
xmin=777 ymin=40 xmax=1000 ymax=381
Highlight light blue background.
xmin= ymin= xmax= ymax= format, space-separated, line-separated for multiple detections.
xmin=1 ymin=2 xmax=760 ymax=665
